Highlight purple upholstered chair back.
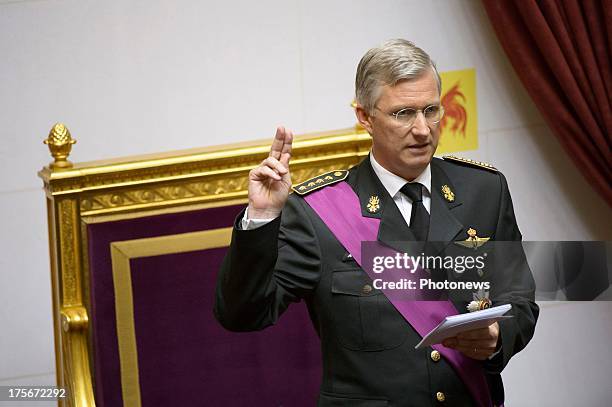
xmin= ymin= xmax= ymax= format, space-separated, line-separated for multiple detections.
xmin=86 ymin=204 xmax=321 ymax=406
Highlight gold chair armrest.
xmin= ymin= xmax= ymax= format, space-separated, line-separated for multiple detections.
xmin=60 ymin=307 xmax=95 ymax=407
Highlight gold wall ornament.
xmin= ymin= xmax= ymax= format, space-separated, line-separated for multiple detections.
xmin=367 ymin=195 xmax=380 ymax=213
xmin=441 ymin=184 xmax=455 ymax=202
xmin=44 ymin=123 xmax=77 ymax=169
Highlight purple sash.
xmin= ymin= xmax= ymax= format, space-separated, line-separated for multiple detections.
xmin=304 ymin=181 xmax=493 ymax=407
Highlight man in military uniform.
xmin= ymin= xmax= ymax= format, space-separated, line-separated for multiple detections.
xmin=215 ymin=39 xmax=538 ymax=406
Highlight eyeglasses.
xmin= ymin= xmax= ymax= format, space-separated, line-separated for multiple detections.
xmin=375 ymin=104 xmax=445 ymax=127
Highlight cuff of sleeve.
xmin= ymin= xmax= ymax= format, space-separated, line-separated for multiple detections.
xmin=240 ymin=207 xmax=278 ymax=230
xmin=488 ymin=346 xmax=502 ymax=360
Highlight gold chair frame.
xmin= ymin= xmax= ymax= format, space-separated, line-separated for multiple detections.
xmin=38 ymin=123 xmax=371 ymax=407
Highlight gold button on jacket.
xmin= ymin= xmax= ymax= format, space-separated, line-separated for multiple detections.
xmin=430 ymin=350 xmax=441 ymax=362
xmin=436 ymin=391 xmax=446 ymax=402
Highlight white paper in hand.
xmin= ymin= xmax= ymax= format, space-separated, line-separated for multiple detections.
xmin=415 ymin=304 xmax=513 ymax=349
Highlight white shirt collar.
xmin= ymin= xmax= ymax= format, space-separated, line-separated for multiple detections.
xmin=369 ymin=152 xmax=432 ymax=198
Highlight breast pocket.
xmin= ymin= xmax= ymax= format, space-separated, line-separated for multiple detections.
xmin=330 ymin=269 xmax=409 ymax=351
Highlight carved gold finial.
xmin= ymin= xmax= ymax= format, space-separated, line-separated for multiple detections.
xmin=44 ymin=123 xmax=76 ymax=169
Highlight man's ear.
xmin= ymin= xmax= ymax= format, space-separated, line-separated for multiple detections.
xmin=355 ymin=105 xmax=374 ymax=134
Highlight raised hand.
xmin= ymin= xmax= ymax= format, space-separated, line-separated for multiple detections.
xmin=247 ymin=126 xmax=293 ymax=219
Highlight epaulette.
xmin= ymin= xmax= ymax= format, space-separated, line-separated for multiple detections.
xmin=292 ymin=170 xmax=348 ymax=195
xmin=442 ymin=155 xmax=497 ymax=172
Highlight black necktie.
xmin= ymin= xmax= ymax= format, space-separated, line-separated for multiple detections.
xmin=400 ymin=183 xmax=430 ymax=242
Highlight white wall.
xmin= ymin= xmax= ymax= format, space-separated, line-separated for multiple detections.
xmin=1 ymin=0 xmax=610 ymax=406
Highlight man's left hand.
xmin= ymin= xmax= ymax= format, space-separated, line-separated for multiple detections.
xmin=442 ymin=322 xmax=500 ymax=360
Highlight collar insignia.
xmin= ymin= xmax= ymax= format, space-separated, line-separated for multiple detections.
xmin=366 ymin=195 xmax=380 ymax=213
xmin=441 ymin=184 xmax=455 ymax=202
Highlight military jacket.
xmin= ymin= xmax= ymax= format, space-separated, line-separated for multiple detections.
xmin=215 ymin=156 xmax=539 ymax=406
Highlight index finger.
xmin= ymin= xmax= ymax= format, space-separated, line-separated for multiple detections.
xmin=269 ymin=126 xmax=287 ymax=160
xmin=279 ymin=129 xmax=293 ymax=167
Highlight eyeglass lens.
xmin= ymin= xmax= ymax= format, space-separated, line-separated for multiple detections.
xmin=394 ymin=105 xmax=443 ymax=124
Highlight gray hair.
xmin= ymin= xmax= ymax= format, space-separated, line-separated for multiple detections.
xmin=355 ymin=39 xmax=442 ymax=114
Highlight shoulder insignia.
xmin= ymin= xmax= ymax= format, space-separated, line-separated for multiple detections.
xmin=442 ymin=155 xmax=498 ymax=172
xmin=292 ymin=170 xmax=348 ymax=195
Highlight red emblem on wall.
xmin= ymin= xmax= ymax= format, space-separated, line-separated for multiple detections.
xmin=440 ymin=81 xmax=467 ymax=138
